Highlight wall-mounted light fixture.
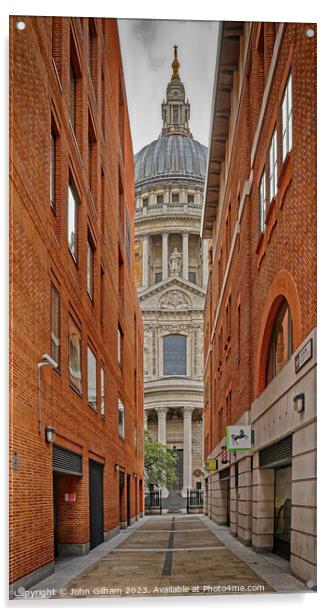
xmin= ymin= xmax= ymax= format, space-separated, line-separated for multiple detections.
xmin=114 ymin=464 xmax=119 ymax=472
xmin=45 ymin=426 xmax=56 ymax=444
xmin=37 ymin=354 xmax=58 ymax=432
xmin=293 ymin=393 xmax=305 ymax=413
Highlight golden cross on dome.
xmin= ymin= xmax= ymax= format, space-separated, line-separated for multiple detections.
xmin=172 ymin=44 xmax=180 ymax=78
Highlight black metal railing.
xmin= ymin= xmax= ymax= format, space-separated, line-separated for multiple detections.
xmin=186 ymin=489 xmax=204 ymax=513
xmin=144 ymin=489 xmax=162 ymax=515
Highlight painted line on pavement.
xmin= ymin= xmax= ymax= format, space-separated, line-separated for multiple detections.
xmin=161 ymin=516 xmax=175 ymax=576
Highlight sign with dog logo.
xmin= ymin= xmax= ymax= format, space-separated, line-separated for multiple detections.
xmin=226 ymin=425 xmax=252 ymax=451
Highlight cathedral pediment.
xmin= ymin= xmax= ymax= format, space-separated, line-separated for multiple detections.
xmin=138 ymin=275 xmax=205 ymax=311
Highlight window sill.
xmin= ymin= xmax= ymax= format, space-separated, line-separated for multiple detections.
xmin=69 ymin=382 xmax=83 ymax=398
xmin=88 ymin=403 xmax=98 ymax=414
xmin=68 ymin=246 xmax=79 ymax=268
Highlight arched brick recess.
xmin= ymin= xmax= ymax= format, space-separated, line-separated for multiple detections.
xmin=256 ymin=270 xmax=302 ymax=396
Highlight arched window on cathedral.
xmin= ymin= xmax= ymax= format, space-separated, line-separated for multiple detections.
xmin=163 ymin=334 xmax=187 ymax=376
xmin=265 ymin=299 xmax=293 ymax=386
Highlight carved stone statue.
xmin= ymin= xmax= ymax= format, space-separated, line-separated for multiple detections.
xmin=160 ymin=291 xmax=191 ymax=310
xmin=169 ymin=247 xmax=182 ymax=275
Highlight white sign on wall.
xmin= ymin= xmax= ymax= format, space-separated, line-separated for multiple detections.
xmin=226 ymin=425 xmax=252 ymax=451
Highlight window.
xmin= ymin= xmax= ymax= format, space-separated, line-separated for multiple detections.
xmin=188 ymin=194 xmax=194 ymax=204
xmin=125 ymin=208 xmax=131 ymax=267
xmin=163 ymin=334 xmax=187 ymax=376
xmin=155 ymin=272 xmax=162 ymax=284
xmin=51 ymin=17 xmax=62 ymax=81
xmin=87 ymin=19 xmax=97 ymax=85
xmin=69 ymin=62 xmax=77 ymax=132
xmin=142 ymin=197 xmax=148 ymax=208
xmin=100 ymin=266 xmax=105 ymax=324
xmin=266 ymin=299 xmax=293 ymax=386
xmin=87 ymin=346 xmax=97 ymax=410
xmin=67 ymin=181 xmax=79 ymax=259
xmin=100 ymin=367 xmax=105 ymax=416
xmin=157 ymin=194 xmax=163 ymax=205
xmin=88 ymin=112 xmax=97 ymax=202
xmin=269 ymin=129 xmax=278 ymax=201
xmin=87 ymin=236 xmax=94 ymax=299
xmin=282 ymin=73 xmax=293 ymax=161
xmin=259 ymin=170 xmax=267 ymax=232
xmin=118 ymin=324 xmax=123 ymax=366
xmin=171 ymin=192 xmax=179 ymax=203
xmin=68 ymin=316 xmax=82 ymax=393
xmin=118 ymin=398 xmax=125 ymax=439
xmin=50 ymin=127 xmax=58 ymax=211
xmin=189 ymin=271 xmax=196 ymax=284
xmin=51 ymin=284 xmax=60 ymax=367
xmin=173 ymin=106 xmax=179 ymax=123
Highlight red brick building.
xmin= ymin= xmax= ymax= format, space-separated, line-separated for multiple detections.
xmin=9 ymin=16 xmax=144 ymax=593
xmin=202 ymin=22 xmax=316 ymax=584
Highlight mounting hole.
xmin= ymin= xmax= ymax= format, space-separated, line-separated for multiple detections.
xmin=16 ymin=21 xmax=26 ymax=31
xmin=306 ymin=28 xmax=315 ymax=38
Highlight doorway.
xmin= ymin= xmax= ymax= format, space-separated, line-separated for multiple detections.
xmin=53 ymin=472 xmax=59 ymax=558
xmin=127 ymin=474 xmax=131 ymax=526
xmin=173 ymin=448 xmax=183 ymax=490
xmin=89 ymin=460 xmax=104 ymax=550
xmin=273 ymin=465 xmax=292 ymax=559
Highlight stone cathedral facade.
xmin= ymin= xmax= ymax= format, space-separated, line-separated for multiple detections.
xmin=134 ymin=48 xmax=208 ymax=498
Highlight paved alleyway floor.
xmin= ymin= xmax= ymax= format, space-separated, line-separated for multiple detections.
xmin=16 ymin=514 xmax=309 ymax=600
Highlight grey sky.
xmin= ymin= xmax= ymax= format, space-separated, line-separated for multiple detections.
xmin=118 ymin=19 xmax=219 ymax=155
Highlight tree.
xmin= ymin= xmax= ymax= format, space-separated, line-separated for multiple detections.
xmin=144 ymin=430 xmax=177 ymax=490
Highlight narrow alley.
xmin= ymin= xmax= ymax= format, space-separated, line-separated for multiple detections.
xmin=16 ymin=514 xmax=308 ymax=600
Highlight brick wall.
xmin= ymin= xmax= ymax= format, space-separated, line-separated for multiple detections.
xmin=9 ymin=16 xmax=144 ymax=585
xmin=203 ymin=22 xmax=316 ymax=456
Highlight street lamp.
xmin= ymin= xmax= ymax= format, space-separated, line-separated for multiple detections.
xmin=37 ymin=354 xmax=57 ymax=432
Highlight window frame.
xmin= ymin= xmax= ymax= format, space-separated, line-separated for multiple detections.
xmin=269 ymin=128 xmax=278 ymax=201
xmin=87 ymin=345 xmax=97 ymax=411
xmin=86 ymin=233 xmax=95 ymax=300
xmin=118 ymin=397 xmax=125 ymax=439
xmin=282 ymin=72 xmax=293 ymax=161
xmin=259 ymin=169 xmax=267 ymax=233
xmin=163 ymin=333 xmax=187 ymax=376
xmin=68 ymin=315 xmax=82 ymax=394
xmin=67 ymin=180 xmax=80 ymax=261
xmin=266 ymin=299 xmax=293 ymax=386
xmin=100 ymin=366 xmax=105 ymax=417
xmin=50 ymin=283 xmax=60 ymax=369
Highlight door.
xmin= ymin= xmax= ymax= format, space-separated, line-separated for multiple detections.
xmin=173 ymin=448 xmax=183 ymax=490
xmin=127 ymin=474 xmax=131 ymax=526
xmin=89 ymin=460 xmax=104 ymax=550
xmin=273 ymin=465 xmax=292 ymax=559
xmin=226 ymin=479 xmax=230 ymax=526
xmin=53 ymin=472 xmax=59 ymax=558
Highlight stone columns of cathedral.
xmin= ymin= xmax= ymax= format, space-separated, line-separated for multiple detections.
xmin=157 ymin=407 xmax=168 ymax=444
xmin=182 ymin=231 xmax=189 ymax=280
xmin=182 ymin=407 xmax=194 ymax=494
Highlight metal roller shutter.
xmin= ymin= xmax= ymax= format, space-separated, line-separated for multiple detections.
xmin=259 ymin=435 xmax=293 ymax=468
xmin=53 ymin=445 xmax=83 ymax=476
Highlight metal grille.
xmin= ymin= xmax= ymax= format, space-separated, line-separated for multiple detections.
xmin=52 ymin=445 xmax=82 ymax=476
xmin=259 ymin=435 xmax=293 ymax=468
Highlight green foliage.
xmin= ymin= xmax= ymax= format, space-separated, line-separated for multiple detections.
xmin=144 ymin=430 xmax=177 ymax=490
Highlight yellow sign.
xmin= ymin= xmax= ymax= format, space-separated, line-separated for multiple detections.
xmin=205 ymin=459 xmax=218 ymax=471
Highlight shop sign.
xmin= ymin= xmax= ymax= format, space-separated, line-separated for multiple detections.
xmin=64 ymin=493 xmax=76 ymax=502
xmin=295 ymin=338 xmax=313 ymax=373
xmin=226 ymin=425 xmax=252 ymax=451
xmin=205 ymin=459 xmax=218 ymax=472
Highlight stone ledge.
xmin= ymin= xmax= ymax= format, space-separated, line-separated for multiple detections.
xmin=9 ymin=561 xmax=55 ymax=599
